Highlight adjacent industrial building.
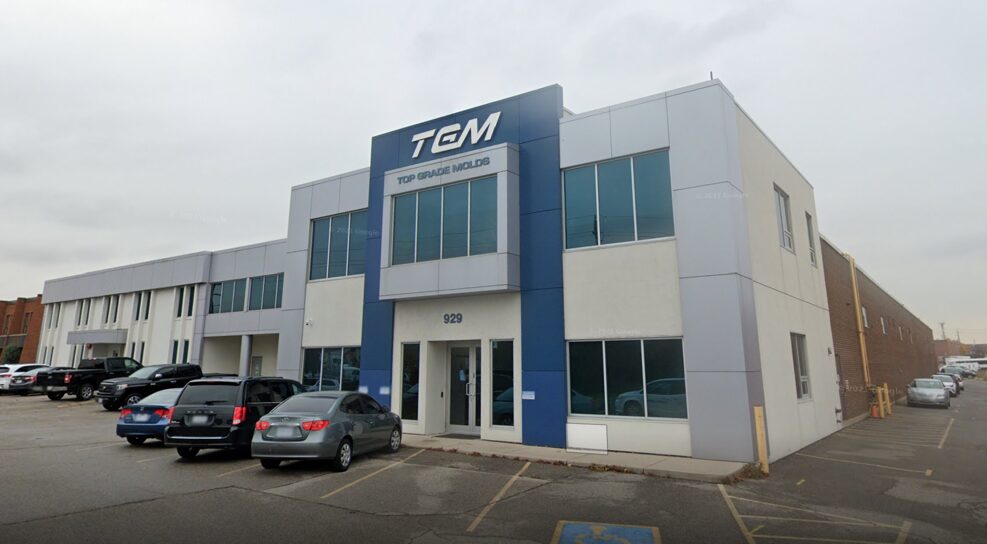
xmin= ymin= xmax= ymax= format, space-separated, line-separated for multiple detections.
xmin=36 ymin=80 xmax=933 ymax=463
xmin=0 ymin=294 xmax=43 ymax=363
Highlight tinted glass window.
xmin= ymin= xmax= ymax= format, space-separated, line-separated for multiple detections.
xmin=348 ymin=211 xmax=368 ymax=275
xmin=416 ymin=187 xmax=442 ymax=261
xmin=401 ymin=343 xmax=420 ymax=421
xmin=469 ymin=177 xmax=497 ymax=255
xmin=604 ymin=340 xmax=643 ymax=415
xmin=597 ymin=159 xmax=635 ymax=244
xmin=178 ymin=384 xmax=238 ymax=405
xmin=568 ymin=342 xmax=605 ymax=415
xmin=209 ymin=284 xmax=222 ymax=314
xmin=220 ymin=280 xmax=235 ymax=313
xmin=339 ymin=395 xmax=362 ymax=414
xmin=246 ymin=382 xmax=273 ymax=403
xmin=442 ymin=183 xmax=468 ymax=258
xmin=322 ymin=348 xmax=342 ymax=391
xmin=139 ymin=388 xmax=182 ymax=406
xmin=129 ymin=366 xmax=161 ymax=379
xmin=178 ymin=366 xmax=199 ymax=378
xmin=342 ymin=348 xmax=360 ymax=391
xmin=633 ymin=151 xmax=674 ymax=239
xmin=231 ymin=279 xmax=246 ymax=312
xmin=392 ymin=193 xmax=417 ymax=265
xmin=363 ymin=396 xmax=384 ymax=414
xmin=108 ymin=359 xmax=126 ymax=371
xmin=491 ymin=340 xmax=514 ymax=426
xmin=262 ymin=274 xmax=279 ymax=309
xmin=301 ymin=349 xmax=321 ymax=391
xmin=643 ymin=339 xmax=686 ymax=418
xmin=310 ymin=218 xmax=330 ymax=280
xmin=248 ymin=276 xmax=264 ymax=311
xmin=328 ymin=213 xmax=350 ymax=278
xmin=272 ymin=395 xmax=337 ymax=414
xmin=269 ymin=382 xmax=291 ymax=403
xmin=564 ymin=166 xmax=597 ymax=249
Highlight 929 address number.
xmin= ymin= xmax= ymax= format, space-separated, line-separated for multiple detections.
xmin=443 ymin=313 xmax=463 ymax=324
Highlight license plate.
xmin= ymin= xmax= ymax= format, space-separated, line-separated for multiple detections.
xmin=189 ymin=415 xmax=209 ymax=425
xmin=134 ymin=414 xmax=151 ymax=422
xmin=274 ymin=426 xmax=295 ymax=438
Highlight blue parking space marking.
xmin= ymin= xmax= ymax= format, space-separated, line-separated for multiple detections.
xmin=551 ymin=521 xmax=661 ymax=544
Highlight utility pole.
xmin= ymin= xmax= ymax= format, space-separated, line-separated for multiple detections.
xmin=940 ymin=322 xmax=946 ymax=341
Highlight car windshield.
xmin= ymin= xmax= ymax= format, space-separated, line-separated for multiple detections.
xmin=128 ymin=366 xmax=164 ymax=379
xmin=913 ymin=379 xmax=943 ymax=389
xmin=271 ymin=395 xmax=338 ymax=414
xmin=933 ymin=375 xmax=955 ymax=383
xmin=0 ymin=366 xmax=9 ymax=373
xmin=138 ymin=388 xmax=182 ymax=405
xmin=177 ymin=383 xmax=238 ymax=405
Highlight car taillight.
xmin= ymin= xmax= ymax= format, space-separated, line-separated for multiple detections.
xmin=165 ymin=407 xmax=174 ymax=422
xmin=64 ymin=374 xmax=73 ymax=383
xmin=0 ymin=374 xmax=10 ymax=378
xmin=255 ymin=420 xmax=270 ymax=431
xmin=301 ymin=420 xmax=330 ymax=431
xmin=232 ymin=406 xmax=246 ymax=426
xmin=154 ymin=408 xmax=169 ymax=419
xmin=119 ymin=408 xmax=133 ymax=419
xmin=28 ymin=376 xmax=36 ymax=383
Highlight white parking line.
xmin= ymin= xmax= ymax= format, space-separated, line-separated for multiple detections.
xmin=75 ymin=443 xmax=118 ymax=452
xmin=320 ymin=449 xmax=425 ymax=499
xmin=466 ymin=461 xmax=531 ymax=532
xmin=216 ymin=462 xmax=261 ymax=478
xmin=794 ymin=453 xmax=931 ymax=477
xmin=136 ymin=453 xmax=175 ymax=464
xmin=938 ymin=418 xmax=954 ymax=449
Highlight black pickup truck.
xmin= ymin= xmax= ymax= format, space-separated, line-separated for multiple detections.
xmin=36 ymin=357 xmax=142 ymax=401
xmin=96 ymin=364 xmax=204 ymax=410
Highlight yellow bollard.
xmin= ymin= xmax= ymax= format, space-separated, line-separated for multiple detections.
xmin=754 ymin=405 xmax=769 ymax=475
xmin=884 ymin=383 xmax=893 ymax=415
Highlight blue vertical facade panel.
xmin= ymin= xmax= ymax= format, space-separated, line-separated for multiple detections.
xmin=363 ymin=86 xmax=566 ymax=447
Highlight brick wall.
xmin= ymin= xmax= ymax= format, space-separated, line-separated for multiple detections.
xmin=821 ymin=239 xmax=937 ymax=421
xmin=0 ymin=295 xmax=43 ymax=363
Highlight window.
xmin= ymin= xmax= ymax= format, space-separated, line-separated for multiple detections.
xmin=133 ymin=292 xmax=142 ymax=321
xmin=391 ymin=176 xmax=498 ymax=265
xmin=138 ymin=342 xmax=145 ymax=362
xmin=129 ymin=342 xmax=136 ymax=358
xmin=2 ymin=315 xmax=10 ymax=335
xmin=142 ymin=291 xmax=151 ymax=320
xmin=774 ymin=185 xmax=794 ymax=251
xmin=186 ymin=285 xmax=195 ymax=317
xmin=176 ymin=287 xmax=184 ymax=318
xmin=898 ymin=326 xmax=903 ymax=341
xmin=563 ymin=150 xmax=673 ymax=250
xmin=861 ymin=306 xmax=869 ymax=328
xmin=309 ymin=209 xmax=369 ymax=280
xmin=567 ymin=339 xmax=686 ymax=419
xmin=806 ymin=213 xmax=817 ymax=266
xmin=491 ymin=340 xmax=515 ymax=426
xmin=301 ymin=347 xmax=361 ymax=392
xmin=401 ymin=343 xmax=420 ymax=421
xmin=102 ymin=296 xmax=111 ymax=323
xmin=209 ymin=279 xmax=247 ymax=314
xmin=880 ymin=316 xmax=887 ymax=335
xmin=170 ymin=341 xmax=179 ymax=364
xmin=248 ymin=274 xmax=284 ymax=311
xmin=22 ymin=312 xmax=31 ymax=334
xmin=83 ymin=298 xmax=91 ymax=325
xmin=110 ymin=295 xmax=119 ymax=323
xmin=791 ymin=333 xmax=810 ymax=399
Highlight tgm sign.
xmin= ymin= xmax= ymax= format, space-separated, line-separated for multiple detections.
xmin=411 ymin=112 xmax=501 ymax=159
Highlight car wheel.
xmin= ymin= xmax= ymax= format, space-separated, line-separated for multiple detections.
xmin=126 ymin=436 xmax=147 ymax=446
xmin=330 ymin=438 xmax=353 ymax=472
xmin=387 ymin=428 xmax=402 ymax=453
xmin=177 ymin=446 xmax=200 ymax=459
xmin=260 ymin=458 xmax=281 ymax=470
xmin=124 ymin=393 xmax=142 ymax=406
xmin=47 ymin=392 xmax=65 ymax=401
xmin=102 ymin=401 xmax=118 ymax=412
xmin=623 ymin=402 xmax=644 ymax=417
xmin=77 ymin=384 xmax=94 ymax=401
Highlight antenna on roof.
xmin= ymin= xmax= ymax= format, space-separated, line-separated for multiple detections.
xmin=710 ymin=71 xmax=714 ymax=81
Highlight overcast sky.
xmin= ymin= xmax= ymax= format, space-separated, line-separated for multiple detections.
xmin=2 ymin=1 xmax=984 ymax=341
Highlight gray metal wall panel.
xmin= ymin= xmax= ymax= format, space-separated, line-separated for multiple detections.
xmin=287 ymin=186 xmax=313 ymax=253
xmin=42 ymin=253 xmax=212 ymax=304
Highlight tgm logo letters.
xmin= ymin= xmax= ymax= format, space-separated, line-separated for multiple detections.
xmin=411 ymin=112 xmax=501 ymax=159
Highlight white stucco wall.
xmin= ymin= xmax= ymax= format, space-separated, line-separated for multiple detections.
xmin=201 ymin=336 xmax=241 ymax=375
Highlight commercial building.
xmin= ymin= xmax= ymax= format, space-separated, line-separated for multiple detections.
xmin=821 ymin=238 xmax=936 ymax=421
xmin=40 ymin=80 xmax=848 ymax=463
xmin=0 ymin=295 xmax=43 ymax=363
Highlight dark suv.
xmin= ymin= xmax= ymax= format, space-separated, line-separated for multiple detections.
xmin=163 ymin=376 xmax=304 ymax=459
xmin=97 ymin=364 xmax=204 ymax=410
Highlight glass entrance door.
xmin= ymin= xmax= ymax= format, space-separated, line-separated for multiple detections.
xmin=448 ymin=343 xmax=481 ymax=434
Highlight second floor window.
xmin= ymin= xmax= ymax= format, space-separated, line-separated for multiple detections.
xmin=249 ymin=273 xmax=284 ymax=311
xmin=310 ymin=210 xmax=368 ymax=280
xmin=209 ymin=279 xmax=246 ymax=314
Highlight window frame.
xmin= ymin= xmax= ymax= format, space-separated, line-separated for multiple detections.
xmin=774 ymin=185 xmax=794 ymax=252
xmin=389 ymin=175 xmax=498 ymax=266
xmin=791 ymin=333 xmax=811 ymax=400
xmin=561 ymin=150 xmax=675 ymax=251
xmin=565 ymin=337 xmax=687 ymax=421
xmin=301 ymin=346 xmax=361 ymax=392
xmin=309 ymin=209 xmax=369 ymax=281
xmin=805 ymin=212 xmax=817 ymax=266
xmin=248 ymin=273 xmax=284 ymax=311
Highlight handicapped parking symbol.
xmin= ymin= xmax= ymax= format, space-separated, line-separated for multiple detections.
xmin=551 ymin=521 xmax=661 ymax=544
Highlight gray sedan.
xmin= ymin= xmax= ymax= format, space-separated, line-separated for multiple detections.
xmin=906 ymin=378 xmax=950 ymax=408
xmin=251 ymin=391 xmax=402 ymax=471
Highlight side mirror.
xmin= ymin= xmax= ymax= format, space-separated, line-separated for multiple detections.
xmin=152 ymin=374 xmax=163 ymax=380
xmin=382 ymin=405 xmax=391 ymax=413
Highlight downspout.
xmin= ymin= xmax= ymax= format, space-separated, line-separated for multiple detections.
xmin=847 ymin=254 xmax=871 ymax=386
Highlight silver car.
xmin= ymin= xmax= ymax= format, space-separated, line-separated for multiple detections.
xmin=931 ymin=374 xmax=959 ymax=396
xmin=907 ymin=378 xmax=950 ymax=408
xmin=251 ymin=391 xmax=402 ymax=471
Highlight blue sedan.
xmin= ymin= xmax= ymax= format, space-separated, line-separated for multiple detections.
xmin=116 ymin=388 xmax=182 ymax=445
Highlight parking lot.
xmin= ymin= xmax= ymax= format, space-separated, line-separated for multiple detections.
xmin=1 ymin=382 xmax=985 ymax=543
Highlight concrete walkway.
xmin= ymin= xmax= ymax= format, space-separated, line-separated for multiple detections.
xmin=403 ymin=434 xmax=747 ymax=483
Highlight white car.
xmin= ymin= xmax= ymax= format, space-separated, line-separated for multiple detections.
xmin=931 ymin=374 xmax=958 ymax=396
xmin=0 ymin=364 xmax=49 ymax=391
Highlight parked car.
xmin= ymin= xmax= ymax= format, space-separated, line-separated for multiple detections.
xmin=941 ymin=365 xmax=977 ymax=378
xmin=0 ymin=364 xmax=49 ymax=393
xmin=117 ymin=388 xmax=183 ymax=445
xmin=164 ymin=376 xmax=305 ymax=459
xmin=97 ymin=364 xmax=203 ymax=410
xmin=6 ymin=367 xmax=50 ymax=395
xmin=252 ymin=391 xmax=401 ymax=471
xmin=612 ymin=378 xmax=688 ymax=418
xmin=937 ymin=371 xmax=964 ymax=392
xmin=906 ymin=378 xmax=950 ymax=408
xmin=35 ymin=357 xmax=142 ymax=401
xmin=932 ymin=374 xmax=959 ymax=396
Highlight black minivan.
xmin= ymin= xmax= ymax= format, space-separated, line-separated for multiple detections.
xmin=164 ymin=376 xmax=305 ymax=459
